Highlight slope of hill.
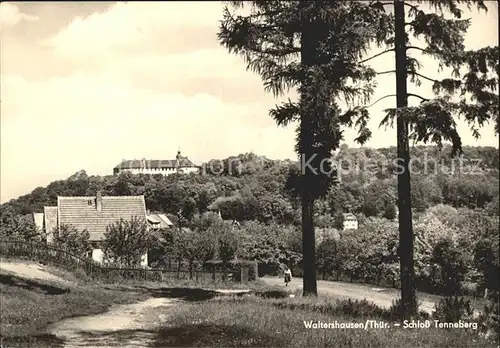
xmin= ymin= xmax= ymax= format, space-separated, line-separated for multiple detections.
xmin=2 ymin=145 xmax=498 ymax=226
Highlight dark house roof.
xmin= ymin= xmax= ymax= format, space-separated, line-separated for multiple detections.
xmin=147 ymin=212 xmax=173 ymax=229
xmin=342 ymin=213 xmax=358 ymax=221
xmin=57 ymin=195 xmax=147 ymax=242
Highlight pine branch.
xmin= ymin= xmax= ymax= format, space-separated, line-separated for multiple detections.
xmin=408 ymin=71 xmax=438 ymax=83
xmin=371 ymin=1 xmax=392 ymax=6
xmin=406 ymin=46 xmax=427 ymax=53
xmin=377 ymin=70 xmax=396 ymax=75
xmin=360 ymin=48 xmax=395 ymax=64
xmin=408 ymin=93 xmax=429 ymax=102
xmin=403 ymin=2 xmax=420 ymax=12
xmin=366 ymin=94 xmax=397 ymax=108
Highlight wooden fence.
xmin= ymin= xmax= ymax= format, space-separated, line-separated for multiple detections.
xmin=0 ymin=240 xmax=256 ymax=283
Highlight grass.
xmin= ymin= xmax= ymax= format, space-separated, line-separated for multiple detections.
xmin=0 ymin=260 xmax=278 ymax=346
xmin=2 ymin=259 xmax=495 ymax=348
xmin=0 ymin=273 xmax=149 ymax=338
xmin=153 ymin=295 xmax=497 ymax=348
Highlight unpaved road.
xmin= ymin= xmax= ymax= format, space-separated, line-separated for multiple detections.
xmin=261 ymin=276 xmax=437 ymax=314
xmin=0 ymin=261 xmax=74 ymax=285
xmin=46 ymin=297 xmax=178 ymax=348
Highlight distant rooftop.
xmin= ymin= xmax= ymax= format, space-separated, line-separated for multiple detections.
xmin=114 ymin=151 xmax=198 ymax=170
xmin=57 ymin=194 xmax=147 ymax=241
xmin=343 ymin=213 xmax=357 ymax=221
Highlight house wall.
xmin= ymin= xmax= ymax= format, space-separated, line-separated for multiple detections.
xmin=92 ymin=248 xmax=104 ymax=264
xmin=33 ymin=213 xmax=44 ymax=231
xmin=343 ymin=220 xmax=358 ymax=230
xmin=92 ymin=248 xmax=149 ymax=267
xmin=176 ymin=167 xmax=200 ymax=175
xmin=140 ymin=252 xmax=148 ymax=267
xmin=115 ymin=167 xmax=199 ymax=176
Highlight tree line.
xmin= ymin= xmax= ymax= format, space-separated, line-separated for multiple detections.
xmin=2 ymin=145 xmax=498 ymax=225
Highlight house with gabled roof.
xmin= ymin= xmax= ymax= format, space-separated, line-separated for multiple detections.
xmin=147 ymin=212 xmax=174 ymax=230
xmin=113 ymin=150 xmax=200 ymax=176
xmin=342 ymin=213 xmax=358 ymax=231
xmin=38 ymin=192 xmax=154 ymax=266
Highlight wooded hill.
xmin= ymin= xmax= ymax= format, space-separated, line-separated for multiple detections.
xmin=2 ymin=145 xmax=498 ymax=226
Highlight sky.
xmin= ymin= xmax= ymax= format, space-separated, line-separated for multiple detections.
xmin=0 ymin=1 xmax=498 ymax=203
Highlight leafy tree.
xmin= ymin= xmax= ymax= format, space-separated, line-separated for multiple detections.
xmin=174 ymin=228 xmax=217 ymax=276
xmin=432 ymin=238 xmax=468 ymax=296
xmin=474 ymin=238 xmax=500 ymax=297
xmin=382 ymin=200 xmax=398 ymax=220
xmin=237 ymin=221 xmax=301 ymax=269
xmin=219 ymin=1 xmax=390 ymax=296
xmin=102 ymin=216 xmax=155 ymax=267
xmin=217 ymin=228 xmax=239 ymax=264
xmin=148 ymin=227 xmax=176 ymax=268
xmin=361 ymin=180 xmax=396 ymax=217
xmin=52 ymin=224 xmax=92 ymax=258
xmin=411 ymin=175 xmax=443 ymax=212
xmin=316 ymin=238 xmax=340 ymax=280
xmin=0 ymin=206 xmax=40 ymax=241
xmin=486 ymin=195 xmax=499 ymax=216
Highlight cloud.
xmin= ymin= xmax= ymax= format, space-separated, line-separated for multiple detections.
xmin=0 ymin=71 xmax=297 ymax=201
xmin=38 ymin=1 xmax=267 ymax=105
xmin=0 ymin=2 xmax=39 ymax=27
xmin=1 ymin=1 xmax=498 ymax=203
xmin=42 ymin=1 xmax=225 ymax=58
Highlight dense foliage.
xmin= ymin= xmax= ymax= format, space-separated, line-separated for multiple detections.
xmin=102 ymin=217 xmax=155 ymax=267
xmin=0 ymin=145 xmax=498 ymax=297
xmin=3 ymin=145 xmax=498 ymax=221
xmin=52 ymin=224 xmax=92 ymax=258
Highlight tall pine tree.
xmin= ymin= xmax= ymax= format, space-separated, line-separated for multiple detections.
xmin=357 ymin=0 xmax=498 ymax=317
xmin=218 ymin=1 xmax=392 ymax=296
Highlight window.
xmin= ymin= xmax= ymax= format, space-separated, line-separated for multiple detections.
xmin=88 ymin=200 xmax=93 ymax=206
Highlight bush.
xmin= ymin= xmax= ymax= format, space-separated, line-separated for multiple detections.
xmin=432 ymin=297 xmax=474 ymax=323
xmin=475 ymin=290 xmax=500 ymax=342
xmin=254 ymin=289 xmax=290 ymax=299
xmin=102 ymin=217 xmax=156 ymax=266
xmin=52 ymin=224 xmax=92 ymax=258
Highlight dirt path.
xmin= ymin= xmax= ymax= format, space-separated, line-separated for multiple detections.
xmin=261 ymin=276 xmax=437 ymax=314
xmin=0 ymin=261 xmax=74 ymax=285
xmin=46 ymin=297 xmax=179 ymax=347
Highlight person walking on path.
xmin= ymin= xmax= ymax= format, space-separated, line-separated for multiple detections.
xmin=284 ymin=266 xmax=292 ymax=287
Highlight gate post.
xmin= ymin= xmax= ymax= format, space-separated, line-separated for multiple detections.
xmin=241 ymin=266 xmax=249 ymax=286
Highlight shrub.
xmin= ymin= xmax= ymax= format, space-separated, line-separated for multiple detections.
xmin=102 ymin=217 xmax=156 ymax=267
xmin=254 ymin=289 xmax=290 ymax=299
xmin=477 ymin=297 xmax=499 ymax=341
xmin=432 ymin=297 xmax=474 ymax=323
xmin=430 ymin=238 xmax=467 ymax=295
xmin=474 ymin=238 xmax=500 ymax=296
xmin=52 ymin=224 xmax=92 ymax=258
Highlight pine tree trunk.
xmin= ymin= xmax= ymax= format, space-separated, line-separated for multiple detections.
xmin=299 ymin=3 xmax=318 ymax=297
xmin=394 ymin=0 xmax=416 ymax=318
xmin=302 ymin=194 xmax=317 ymax=296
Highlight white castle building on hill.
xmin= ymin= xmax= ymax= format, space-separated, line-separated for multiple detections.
xmin=113 ymin=151 xmax=201 ymax=176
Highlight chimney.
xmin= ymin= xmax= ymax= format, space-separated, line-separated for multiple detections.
xmin=96 ymin=191 xmax=102 ymax=212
